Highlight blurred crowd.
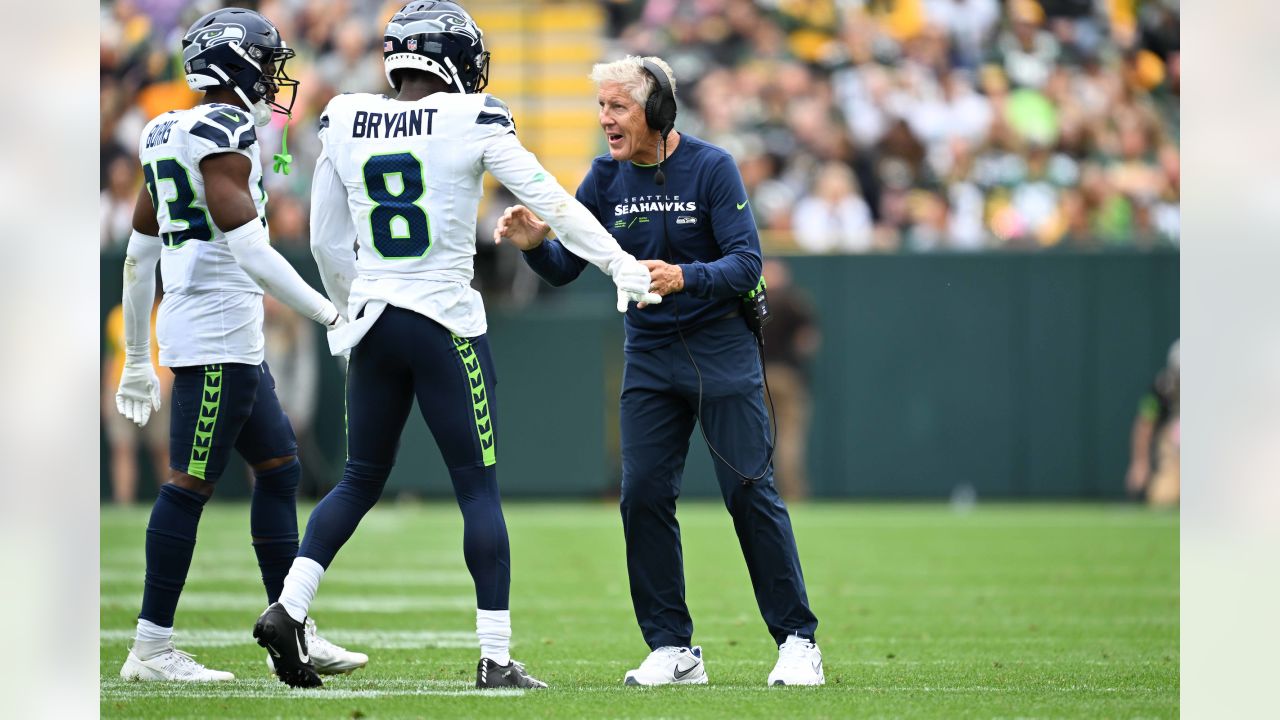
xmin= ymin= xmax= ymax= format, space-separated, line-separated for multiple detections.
xmin=102 ymin=0 xmax=1179 ymax=254
xmin=607 ymin=0 xmax=1179 ymax=251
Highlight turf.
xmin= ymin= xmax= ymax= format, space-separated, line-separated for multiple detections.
xmin=101 ymin=502 xmax=1178 ymax=718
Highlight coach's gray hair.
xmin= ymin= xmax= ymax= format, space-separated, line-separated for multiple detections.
xmin=589 ymin=56 xmax=676 ymax=108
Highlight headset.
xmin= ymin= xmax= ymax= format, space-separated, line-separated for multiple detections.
xmin=640 ymin=58 xmax=676 ymax=186
xmin=637 ymin=58 xmax=777 ymax=485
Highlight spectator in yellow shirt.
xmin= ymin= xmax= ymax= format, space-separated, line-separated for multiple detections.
xmin=102 ymin=301 xmax=172 ymax=505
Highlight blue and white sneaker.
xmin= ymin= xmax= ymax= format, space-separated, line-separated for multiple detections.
xmin=624 ymin=645 xmax=708 ymax=686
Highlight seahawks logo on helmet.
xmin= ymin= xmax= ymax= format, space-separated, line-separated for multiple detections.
xmin=190 ymin=24 xmax=246 ymax=49
xmin=385 ymin=14 xmax=481 ymax=44
xmin=436 ymin=12 xmax=481 ymax=43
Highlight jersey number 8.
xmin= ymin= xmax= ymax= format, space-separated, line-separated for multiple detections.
xmin=363 ymin=152 xmax=432 ymax=259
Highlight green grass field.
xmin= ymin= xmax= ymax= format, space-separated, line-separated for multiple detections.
xmin=101 ymin=501 xmax=1178 ymax=718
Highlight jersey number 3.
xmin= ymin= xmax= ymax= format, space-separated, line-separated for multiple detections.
xmin=142 ymin=158 xmax=213 ymax=247
xmin=363 ymin=152 xmax=431 ymax=259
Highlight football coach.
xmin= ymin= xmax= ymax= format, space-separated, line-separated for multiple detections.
xmin=495 ymin=55 xmax=823 ymax=686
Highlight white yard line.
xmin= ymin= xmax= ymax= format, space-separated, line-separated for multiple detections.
xmin=100 ymin=628 xmax=479 ymax=649
xmin=99 ymin=568 xmax=473 ymax=585
xmin=100 ymin=678 xmax=524 ymax=700
xmin=99 ymin=593 xmax=475 ymax=612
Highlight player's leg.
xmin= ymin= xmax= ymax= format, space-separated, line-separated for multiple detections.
xmin=258 ymin=312 xmax=415 ymax=687
xmin=689 ymin=325 xmax=822 ymax=686
xmin=407 ymin=313 xmax=542 ymax=689
xmin=619 ymin=346 xmax=706 ymax=686
xmin=237 ymin=363 xmax=368 ymax=677
xmin=122 ymin=363 xmax=259 ymax=682
xmin=232 ymin=364 xmax=302 ymax=606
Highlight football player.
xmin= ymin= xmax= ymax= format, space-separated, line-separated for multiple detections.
xmin=115 ymin=7 xmax=365 ymax=681
xmin=252 ymin=0 xmax=659 ymax=690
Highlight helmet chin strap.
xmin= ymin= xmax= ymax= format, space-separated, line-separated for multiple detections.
xmin=226 ymin=82 xmax=290 ymax=174
xmin=443 ymin=56 xmax=467 ymax=93
xmin=231 ymin=84 xmax=273 ymax=127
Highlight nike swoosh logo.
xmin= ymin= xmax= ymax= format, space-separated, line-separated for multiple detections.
xmin=673 ymin=661 xmax=699 ymax=680
xmin=296 ymin=633 xmax=309 ymax=664
xmin=219 ymin=111 xmax=240 ymax=122
xmin=736 ymin=201 xmax=748 ymax=210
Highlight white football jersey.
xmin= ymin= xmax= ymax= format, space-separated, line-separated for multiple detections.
xmin=137 ymin=103 xmax=268 ymax=367
xmin=311 ymin=91 xmax=636 ymax=345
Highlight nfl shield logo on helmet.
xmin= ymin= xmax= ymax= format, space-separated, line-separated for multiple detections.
xmin=407 ymin=37 xmax=418 ymax=51
xmin=384 ymin=40 xmax=393 ymax=52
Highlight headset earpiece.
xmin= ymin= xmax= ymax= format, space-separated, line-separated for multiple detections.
xmin=640 ymin=59 xmax=676 ymax=139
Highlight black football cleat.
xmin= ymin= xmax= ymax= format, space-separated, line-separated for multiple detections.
xmin=253 ymin=602 xmax=323 ymax=688
xmin=476 ymin=658 xmax=548 ymax=689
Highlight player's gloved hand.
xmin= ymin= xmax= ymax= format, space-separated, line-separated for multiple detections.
xmin=116 ymin=358 xmax=162 ymax=427
xmin=612 ymin=260 xmax=662 ymax=312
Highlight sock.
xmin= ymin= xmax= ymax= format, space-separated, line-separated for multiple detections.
xmin=250 ymin=458 xmax=301 ymax=603
xmin=296 ymin=458 xmax=389 ymax=568
xmin=278 ymin=556 xmax=325 ymax=624
xmin=451 ymin=465 xmax=511 ymax=610
xmin=132 ymin=618 xmax=173 ymax=660
xmin=139 ymin=484 xmax=210 ymax=628
xmin=477 ymin=609 xmax=511 ymax=665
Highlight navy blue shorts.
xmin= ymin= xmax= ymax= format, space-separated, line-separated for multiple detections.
xmin=346 ymin=305 xmax=498 ymax=471
xmin=168 ymin=362 xmax=298 ymax=482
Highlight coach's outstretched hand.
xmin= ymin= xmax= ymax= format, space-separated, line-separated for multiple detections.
xmin=494 ymin=205 xmax=549 ymax=251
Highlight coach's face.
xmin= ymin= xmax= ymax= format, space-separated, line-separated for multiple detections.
xmin=598 ymin=81 xmax=657 ymax=165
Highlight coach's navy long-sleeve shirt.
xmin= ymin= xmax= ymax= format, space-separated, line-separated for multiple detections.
xmin=522 ymin=134 xmax=763 ymax=352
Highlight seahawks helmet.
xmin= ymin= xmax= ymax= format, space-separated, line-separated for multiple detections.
xmin=384 ymin=1 xmax=490 ymax=93
xmin=182 ymin=8 xmax=298 ymax=127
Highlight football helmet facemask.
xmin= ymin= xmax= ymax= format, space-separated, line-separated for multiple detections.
xmin=182 ymin=8 xmax=298 ymax=127
xmin=384 ymin=1 xmax=490 ymax=94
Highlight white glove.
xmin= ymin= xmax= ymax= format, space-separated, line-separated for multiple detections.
xmin=612 ymin=260 xmax=663 ymax=313
xmin=326 ymin=315 xmax=350 ymax=362
xmin=116 ymin=359 xmax=162 ymax=427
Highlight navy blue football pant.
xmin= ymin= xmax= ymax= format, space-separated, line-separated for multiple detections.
xmin=298 ymin=306 xmax=510 ymax=610
xmin=168 ymin=363 xmax=298 ymax=482
xmin=620 ymin=317 xmax=818 ymax=649
xmin=140 ymin=363 xmax=298 ymax=627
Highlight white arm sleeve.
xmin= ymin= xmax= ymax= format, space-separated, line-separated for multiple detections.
xmin=309 ymin=148 xmax=357 ymax=318
xmin=483 ymin=132 xmax=636 ymax=277
xmin=122 ymin=230 xmax=163 ymax=362
xmin=224 ymin=219 xmax=338 ymax=325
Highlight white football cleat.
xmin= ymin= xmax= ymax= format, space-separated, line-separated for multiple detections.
xmin=266 ymin=617 xmax=368 ymax=675
xmin=624 ymin=645 xmax=708 ymax=686
xmin=768 ymin=635 xmax=824 ymax=686
xmin=120 ymin=645 xmax=235 ymax=682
